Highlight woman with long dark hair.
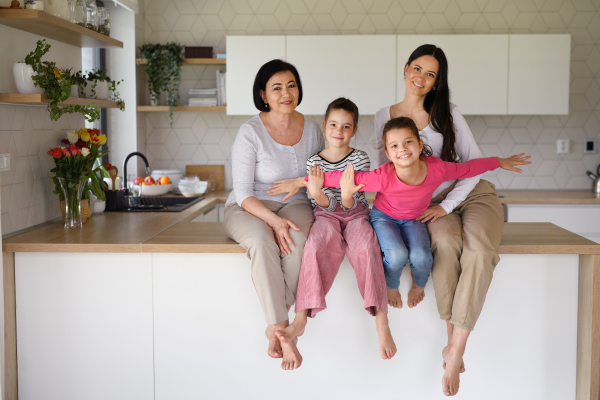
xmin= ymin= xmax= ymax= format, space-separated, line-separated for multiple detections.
xmin=373 ymin=44 xmax=505 ymax=397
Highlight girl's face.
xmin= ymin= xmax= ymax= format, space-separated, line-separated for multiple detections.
xmin=322 ymin=109 xmax=357 ymax=149
xmin=404 ymin=55 xmax=439 ymax=96
xmin=384 ymin=128 xmax=424 ymax=168
xmin=260 ymin=70 xmax=299 ymax=114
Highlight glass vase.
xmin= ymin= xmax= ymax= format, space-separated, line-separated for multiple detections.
xmin=57 ymin=177 xmax=86 ymax=228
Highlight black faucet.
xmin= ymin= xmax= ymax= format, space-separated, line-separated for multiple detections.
xmin=122 ymin=152 xmax=150 ymax=194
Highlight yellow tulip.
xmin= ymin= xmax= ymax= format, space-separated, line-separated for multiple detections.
xmin=80 ymin=130 xmax=90 ymax=142
xmin=98 ymin=134 xmax=107 ymax=145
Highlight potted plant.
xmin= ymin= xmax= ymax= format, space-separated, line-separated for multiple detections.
xmin=47 ymin=128 xmax=108 ymax=228
xmin=80 ymin=68 xmax=125 ymax=111
xmin=139 ymin=42 xmax=185 ymax=125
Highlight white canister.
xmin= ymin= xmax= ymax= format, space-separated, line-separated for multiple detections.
xmin=44 ymin=0 xmax=70 ymax=20
xmin=151 ymin=169 xmax=183 ymax=187
xmin=13 ymin=63 xmax=44 ymax=94
xmin=83 ymin=80 xmax=109 ymax=100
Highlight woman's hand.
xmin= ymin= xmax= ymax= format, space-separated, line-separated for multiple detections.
xmin=417 ymin=205 xmax=447 ymax=223
xmin=268 ymin=177 xmax=306 ymax=201
xmin=306 ymin=165 xmax=324 ymax=199
xmin=268 ymin=216 xmax=300 ymax=256
xmin=496 ymin=153 xmax=532 ymax=173
xmin=340 ymin=163 xmax=365 ymax=209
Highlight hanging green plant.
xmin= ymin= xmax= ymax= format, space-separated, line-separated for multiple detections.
xmin=139 ymin=42 xmax=185 ymax=125
xmin=24 ymin=40 xmax=101 ymax=123
xmin=81 ymin=68 xmax=125 ymax=111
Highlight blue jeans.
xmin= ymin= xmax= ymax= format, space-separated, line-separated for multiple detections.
xmin=369 ymin=207 xmax=433 ymax=289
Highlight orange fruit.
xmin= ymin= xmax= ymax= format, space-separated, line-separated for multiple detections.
xmin=159 ymin=176 xmax=171 ymax=185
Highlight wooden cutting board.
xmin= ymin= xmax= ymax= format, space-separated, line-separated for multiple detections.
xmin=185 ymin=165 xmax=225 ymax=192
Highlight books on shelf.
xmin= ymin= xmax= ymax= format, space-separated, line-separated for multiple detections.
xmin=188 ymin=87 xmax=218 ymax=107
xmin=216 ymin=70 xmax=226 ymax=106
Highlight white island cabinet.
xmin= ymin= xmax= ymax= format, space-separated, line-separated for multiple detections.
xmin=3 ymin=217 xmax=600 ymax=400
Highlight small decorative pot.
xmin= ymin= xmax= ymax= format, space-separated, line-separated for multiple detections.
xmin=83 ymin=80 xmax=109 ymax=100
xmin=70 ymin=85 xmax=79 ymax=97
xmin=150 ymin=92 xmax=159 ymax=106
xmin=13 ymin=63 xmax=43 ymax=94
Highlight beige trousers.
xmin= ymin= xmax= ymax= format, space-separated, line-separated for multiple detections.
xmin=428 ymin=180 xmax=504 ymax=331
xmin=223 ymin=199 xmax=314 ymax=325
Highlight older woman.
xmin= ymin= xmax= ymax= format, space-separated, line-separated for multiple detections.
xmin=223 ymin=60 xmax=323 ymax=365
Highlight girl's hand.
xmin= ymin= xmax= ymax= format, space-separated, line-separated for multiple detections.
xmin=417 ymin=205 xmax=447 ymax=223
xmin=306 ymin=165 xmax=325 ymax=199
xmin=268 ymin=177 xmax=305 ymax=201
xmin=268 ymin=216 xmax=300 ymax=256
xmin=340 ymin=163 xmax=365 ymax=208
xmin=496 ymin=153 xmax=532 ymax=173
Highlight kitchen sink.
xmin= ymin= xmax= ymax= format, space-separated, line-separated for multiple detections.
xmin=112 ymin=196 xmax=205 ymax=212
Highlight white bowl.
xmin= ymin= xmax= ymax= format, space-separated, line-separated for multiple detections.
xmin=93 ymin=200 xmax=106 ymax=214
xmin=139 ymin=184 xmax=171 ymax=196
xmin=151 ymin=169 xmax=183 ymax=188
xmin=179 ymin=179 xmax=207 ymax=197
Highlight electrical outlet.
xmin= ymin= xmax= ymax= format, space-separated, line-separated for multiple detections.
xmin=0 ymin=153 xmax=9 ymax=172
xmin=556 ymin=139 xmax=570 ymax=154
xmin=584 ymin=139 xmax=597 ymax=154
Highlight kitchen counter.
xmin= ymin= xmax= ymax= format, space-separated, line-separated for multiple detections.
xmin=496 ymin=190 xmax=600 ymax=204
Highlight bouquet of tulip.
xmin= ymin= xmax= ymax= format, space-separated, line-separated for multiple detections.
xmin=47 ymin=128 xmax=108 ymax=227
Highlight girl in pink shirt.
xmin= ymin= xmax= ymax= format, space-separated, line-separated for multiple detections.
xmin=316 ymin=117 xmax=530 ymax=313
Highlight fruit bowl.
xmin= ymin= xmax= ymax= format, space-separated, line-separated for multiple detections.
xmin=138 ymin=184 xmax=171 ymax=196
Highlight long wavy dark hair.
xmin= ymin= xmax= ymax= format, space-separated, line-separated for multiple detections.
xmin=405 ymin=44 xmax=459 ymax=162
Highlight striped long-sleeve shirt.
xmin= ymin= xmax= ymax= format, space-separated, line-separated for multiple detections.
xmin=306 ymin=149 xmax=370 ymax=212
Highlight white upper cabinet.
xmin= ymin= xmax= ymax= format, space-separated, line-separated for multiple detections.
xmin=508 ymin=35 xmax=570 ymax=115
xmin=397 ymin=35 xmax=509 ymax=115
xmin=226 ymin=36 xmax=286 ymax=115
xmin=286 ymin=36 xmax=397 ymax=115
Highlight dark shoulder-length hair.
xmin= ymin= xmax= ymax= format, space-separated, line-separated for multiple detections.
xmin=405 ymin=44 xmax=459 ymax=162
xmin=252 ymin=59 xmax=303 ymax=112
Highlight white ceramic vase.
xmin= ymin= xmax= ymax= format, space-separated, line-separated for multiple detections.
xmin=83 ymin=80 xmax=109 ymax=100
xmin=45 ymin=0 xmax=71 ymax=20
xmin=13 ymin=63 xmax=44 ymax=94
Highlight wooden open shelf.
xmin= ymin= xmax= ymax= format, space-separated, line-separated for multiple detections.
xmin=136 ymin=58 xmax=226 ymax=65
xmin=137 ymin=106 xmax=226 ymax=112
xmin=0 ymin=9 xmax=123 ymax=48
xmin=0 ymin=93 xmax=123 ymax=108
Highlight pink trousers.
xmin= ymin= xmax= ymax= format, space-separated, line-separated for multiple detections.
xmin=295 ymin=204 xmax=388 ymax=317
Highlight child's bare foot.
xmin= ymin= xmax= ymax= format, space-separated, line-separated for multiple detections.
xmin=275 ymin=330 xmax=303 ymax=370
xmin=442 ymin=346 xmax=466 ymax=373
xmin=265 ymin=324 xmax=284 ymax=358
xmin=442 ymin=345 xmax=463 ymax=396
xmin=375 ymin=311 xmax=397 ymax=359
xmin=387 ymin=287 xmax=402 ymax=309
xmin=407 ymin=285 xmax=425 ymax=308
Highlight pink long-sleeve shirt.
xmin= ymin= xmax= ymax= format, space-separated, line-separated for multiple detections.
xmin=309 ymin=156 xmax=501 ymax=220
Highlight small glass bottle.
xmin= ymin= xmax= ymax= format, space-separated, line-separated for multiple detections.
xmin=73 ymin=0 xmax=86 ymax=27
xmin=85 ymin=0 xmax=98 ymax=31
xmin=24 ymin=0 xmax=44 ymax=10
xmin=96 ymin=2 xmax=110 ymax=36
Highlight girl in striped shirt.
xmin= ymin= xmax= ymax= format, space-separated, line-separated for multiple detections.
xmin=268 ymin=98 xmax=396 ymax=370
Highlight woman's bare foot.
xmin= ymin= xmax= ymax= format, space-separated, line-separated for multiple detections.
xmin=275 ymin=330 xmax=303 ymax=370
xmin=442 ymin=346 xmax=465 ymax=373
xmin=442 ymin=345 xmax=463 ymax=396
xmin=375 ymin=311 xmax=397 ymax=359
xmin=265 ymin=323 xmax=287 ymax=358
xmin=387 ymin=287 xmax=402 ymax=309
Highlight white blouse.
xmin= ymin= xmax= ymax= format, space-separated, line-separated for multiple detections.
xmin=373 ymin=103 xmax=484 ymax=214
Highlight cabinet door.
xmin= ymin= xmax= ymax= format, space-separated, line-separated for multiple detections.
xmin=286 ymin=35 xmax=397 ymax=115
xmin=507 ymin=35 xmax=570 ymax=115
xmin=397 ymin=35 xmax=509 ymax=115
xmin=226 ymin=36 xmax=286 ymax=115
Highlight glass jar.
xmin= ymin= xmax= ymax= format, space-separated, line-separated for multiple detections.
xmin=24 ymin=0 xmax=44 ymax=10
xmin=73 ymin=0 xmax=86 ymax=27
xmin=97 ymin=6 xmax=110 ymax=36
xmin=85 ymin=0 xmax=98 ymax=31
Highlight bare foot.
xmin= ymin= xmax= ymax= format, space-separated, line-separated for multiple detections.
xmin=275 ymin=330 xmax=303 ymax=370
xmin=442 ymin=346 xmax=466 ymax=373
xmin=442 ymin=346 xmax=463 ymax=396
xmin=375 ymin=311 xmax=397 ymax=360
xmin=265 ymin=325 xmax=284 ymax=358
xmin=407 ymin=284 xmax=425 ymax=308
xmin=387 ymin=287 xmax=402 ymax=309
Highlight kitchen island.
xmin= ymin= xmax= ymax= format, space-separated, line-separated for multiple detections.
xmin=2 ymin=191 xmax=599 ymax=400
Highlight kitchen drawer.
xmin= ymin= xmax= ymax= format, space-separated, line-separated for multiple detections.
xmin=190 ymin=205 xmax=219 ymax=223
xmin=506 ymin=204 xmax=600 ymax=235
